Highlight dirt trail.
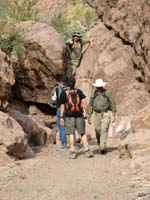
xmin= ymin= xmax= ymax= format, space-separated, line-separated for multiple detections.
xmin=0 ymin=138 xmax=138 ymax=200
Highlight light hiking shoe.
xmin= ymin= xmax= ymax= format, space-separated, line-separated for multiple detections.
xmin=68 ymin=151 xmax=77 ymax=159
xmin=61 ymin=144 xmax=68 ymax=149
xmin=84 ymin=149 xmax=93 ymax=158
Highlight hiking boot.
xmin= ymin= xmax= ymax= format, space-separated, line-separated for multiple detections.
xmin=100 ymin=148 xmax=107 ymax=155
xmin=84 ymin=149 xmax=93 ymax=158
xmin=68 ymin=151 xmax=77 ymax=159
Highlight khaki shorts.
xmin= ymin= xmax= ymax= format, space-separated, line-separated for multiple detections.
xmin=65 ymin=117 xmax=85 ymax=135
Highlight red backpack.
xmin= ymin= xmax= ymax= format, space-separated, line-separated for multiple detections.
xmin=65 ymin=89 xmax=82 ymax=116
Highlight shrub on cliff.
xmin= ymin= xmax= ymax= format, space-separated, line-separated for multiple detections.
xmin=50 ymin=13 xmax=85 ymax=40
xmin=49 ymin=3 xmax=98 ymax=40
xmin=0 ymin=0 xmax=38 ymax=55
xmin=67 ymin=3 xmax=97 ymax=29
xmin=0 ymin=29 xmax=25 ymax=55
xmin=0 ymin=0 xmax=38 ymax=23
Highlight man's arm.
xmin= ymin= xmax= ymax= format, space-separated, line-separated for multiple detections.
xmin=60 ymin=104 xmax=65 ymax=126
xmin=81 ymin=98 xmax=88 ymax=118
xmin=59 ymin=91 xmax=66 ymax=126
xmin=82 ymin=39 xmax=93 ymax=52
xmin=66 ymin=39 xmax=73 ymax=45
xmin=87 ymin=95 xmax=94 ymax=124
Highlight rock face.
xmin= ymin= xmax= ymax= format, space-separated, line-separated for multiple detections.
xmin=10 ymin=110 xmax=56 ymax=146
xmin=0 ymin=111 xmax=33 ymax=159
xmin=37 ymin=0 xmax=69 ymax=21
xmin=11 ymin=21 xmax=66 ymax=104
xmin=76 ymin=22 xmax=150 ymax=115
xmin=0 ymin=50 xmax=15 ymax=110
xmin=93 ymin=0 xmax=150 ymax=92
xmin=133 ymin=104 xmax=150 ymax=129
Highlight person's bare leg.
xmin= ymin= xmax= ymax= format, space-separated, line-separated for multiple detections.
xmin=81 ymin=133 xmax=93 ymax=158
xmin=69 ymin=134 xmax=75 ymax=149
xmin=81 ymin=133 xmax=88 ymax=148
xmin=69 ymin=134 xmax=77 ymax=159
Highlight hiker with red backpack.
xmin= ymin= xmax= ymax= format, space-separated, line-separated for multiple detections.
xmin=88 ymin=79 xmax=117 ymax=154
xmin=59 ymin=76 xmax=93 ymax=159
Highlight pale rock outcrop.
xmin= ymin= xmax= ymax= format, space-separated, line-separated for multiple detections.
xmin=11 ymin=21 xmax=66 ymax=104
xmin=0 ymin=50 xmax=15 ymax=110
xmin=0 ymin=111 xmax=33 ymax=159
xmin=108 ymin=115 xmax=133 ymax=139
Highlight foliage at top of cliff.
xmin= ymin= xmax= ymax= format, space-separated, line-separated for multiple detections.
xmin=0 ymin=0 xmax=98 ymax=54
xmin=49 ymin=3 xmax=98 ymax=40
xmin=0 ymin=0 xmax=39 ymax=54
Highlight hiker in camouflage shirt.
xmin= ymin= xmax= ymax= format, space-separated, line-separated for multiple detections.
xmin=65 ymin=32 xmax=92 ymax=76
xmin=88 ymin=79 xmax=116 ymax=154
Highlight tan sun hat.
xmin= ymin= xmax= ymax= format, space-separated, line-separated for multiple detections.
xmin=93 ymin=79 xmax=107 ymax=87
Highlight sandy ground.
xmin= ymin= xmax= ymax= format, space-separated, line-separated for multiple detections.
xmin=0 ymin=137 xmax=141 ymax=200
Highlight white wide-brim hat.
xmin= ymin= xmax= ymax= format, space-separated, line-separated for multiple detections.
xmin=93 ymin=79 xmax=107 ymax=87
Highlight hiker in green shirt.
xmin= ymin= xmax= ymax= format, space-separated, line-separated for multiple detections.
xmin=66 ymin=32 xmax=92 ymax=76
xmin=88 ymin=79 xmax=117 ymax=154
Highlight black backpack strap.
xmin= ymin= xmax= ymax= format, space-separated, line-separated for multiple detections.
xmin=102 ymin=90 xmax=112 ymax=110
xmin=56 ymin=85 xmax=64 ymax=100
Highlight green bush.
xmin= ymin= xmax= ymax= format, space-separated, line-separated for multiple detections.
xmin=0 ymin=29 xmax=25 ymax=55
xmin=67 ymin=3 xmax=97 ymax=28
xmin=0 ymin=0 xmax=38 ymax=55
xmin=50 ymin=13 xmax=86 ymax=40
xmin=9 ymin=0 xmax=39 ymax=22
xmin=0 ymin=0 xmax=38 ymax=23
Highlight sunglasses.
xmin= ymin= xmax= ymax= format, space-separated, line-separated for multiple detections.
xmin=74 ymin=32 xmax=80 ymax=34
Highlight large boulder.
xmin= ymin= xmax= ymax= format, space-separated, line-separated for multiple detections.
xmin=0 ymin=50 xmax=15 ymax=110
xmin=10 ymin=110 xmax=56 ymax=146
xmin=0 ymin=111 xmax=33 ymax=159
xmin=11 ymin=21 xmax=66 ymax=104
xmin=76 ymin=22 xmax=150 ymax=115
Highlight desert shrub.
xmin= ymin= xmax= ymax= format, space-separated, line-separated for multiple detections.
xmin=67 ymin=3 xmax=98 ymax=28
xmin=9 ymin=0 xmax=39 ymax=22
xmin=49 ymin=3 xmax=97 ymax=40
xmin=0 ymin=29 xmax=25 ymax=55
xmin=50 ymin=13 xmax=86 ymax=40
xmin=0 ymin=0 xmax=38 ymax=23
xmin=0 ymin=0 xmax=39 ymax=55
